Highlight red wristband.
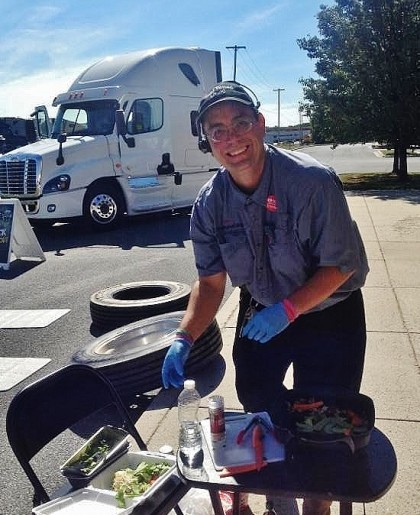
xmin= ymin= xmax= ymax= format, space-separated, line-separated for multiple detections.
xmin=175 ymin=329 xmax=194 ymax=346
xmin=283 ymin=299 xmax=298 ymax=322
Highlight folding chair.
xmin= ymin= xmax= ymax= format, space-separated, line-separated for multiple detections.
xmin=6 ymin=363 xmax=188 ymax=513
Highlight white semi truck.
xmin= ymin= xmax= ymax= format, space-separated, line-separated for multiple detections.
xmin=0 ymin=47 xmax=221 ymax=228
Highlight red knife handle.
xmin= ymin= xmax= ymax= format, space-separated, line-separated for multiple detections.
xmin=252 ymin=424 xmax=265 ymax=471
xmin=219 ymin=461 xmax=267 ymax=478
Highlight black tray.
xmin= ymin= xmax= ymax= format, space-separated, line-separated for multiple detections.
xmin=270 ymin=387 xmax=375 ymax=453
xmin=60 ymin=425 xmax=130 ymax=488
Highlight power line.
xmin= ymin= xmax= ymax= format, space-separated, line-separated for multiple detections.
xmin=224 ymin=47 xmax=299 ymax=127
xmin=234 ymin=51 xmax=274 ymax=103
xmin=243 ymin=49 xmax=273 ymax=90
xmin=225 ymin=46 xmax=273 ymax=98
xmin=236 ymin=59 xmax=269 ymax=92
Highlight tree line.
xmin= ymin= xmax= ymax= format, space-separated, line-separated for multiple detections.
xmin=298 ymin=0 xmax=420 ymax=179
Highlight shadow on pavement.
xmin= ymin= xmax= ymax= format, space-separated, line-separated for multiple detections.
xmin=350 ymin=190 xmax=420 ymax=204
xmin=32 ymin=210 xmax=192 ymax=253
xmin=123 ymin=354 xmax=227 ymax=414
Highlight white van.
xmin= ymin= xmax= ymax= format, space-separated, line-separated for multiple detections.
xmin=0 ymin=47 xmax=221 ymax=228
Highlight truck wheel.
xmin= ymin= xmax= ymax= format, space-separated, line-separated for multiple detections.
xmin=90 ymin=281 xmax=191 ymax=329
xmin=71 ymin=311 xmax=223 ymax=395
xmin=83 ymin=183 xmax=125 ymax=229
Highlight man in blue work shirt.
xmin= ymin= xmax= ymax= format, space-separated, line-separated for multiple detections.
xmin=162 ymin=81 xmax=369 ymax=515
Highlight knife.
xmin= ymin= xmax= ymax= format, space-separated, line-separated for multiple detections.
xmin=252 ymin=422 xmax=266 ymax=471
xmin=219 ymin=461 xmax=268 ymax=478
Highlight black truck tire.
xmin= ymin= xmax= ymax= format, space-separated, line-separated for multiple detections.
xmin=90 ymin=281 xmax=191 ymax=329
xmin=72 ymin=311 xmax=222 ymax=396
xmin=83 ymin=182 xmax=126 ymax=229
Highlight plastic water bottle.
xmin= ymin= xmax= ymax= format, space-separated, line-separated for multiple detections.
xmin=178 ymin=379 xmax=204 ymax=479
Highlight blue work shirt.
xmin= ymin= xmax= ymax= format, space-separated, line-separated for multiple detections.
xmin=190 ymin=145 xmax=369 ymax=311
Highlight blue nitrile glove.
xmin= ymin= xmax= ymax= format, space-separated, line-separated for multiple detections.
xmin=242 ymin=301 xmax=295 ymax=344
xmin=162 ymin=333 xmax=192 ymax=388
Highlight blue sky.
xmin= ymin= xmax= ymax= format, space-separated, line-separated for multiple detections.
xmin=0 ymin=0 xmax=334 ymax=126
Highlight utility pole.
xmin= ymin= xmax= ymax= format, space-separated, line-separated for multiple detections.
xmin=298 ymin=103 xmax=304 ymax=142
xmin=273 ymin=87 xmax=285 ymax=143
xmin=226 ymin=45 xmax=246 ymax=81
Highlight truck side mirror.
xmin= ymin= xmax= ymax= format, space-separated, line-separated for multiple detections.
xmin=115 ymin=109 xmax=135 ymax=148
xmin=115 ymin=110 xmax=126 ymax=136
xmin=32 ymin=105 xmax=53 ymax=139
xmin=56 ymin=133 xmax=67 ymax=166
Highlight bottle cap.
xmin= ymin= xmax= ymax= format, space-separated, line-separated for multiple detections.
xmin=159 ymin=444 xmax=174 ymax=455
xmin=184 ymin=379 xmax=196 ymax=389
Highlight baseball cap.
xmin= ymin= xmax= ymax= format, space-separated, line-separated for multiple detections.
xmin=196 ymin=81 xmax=258 ymax=123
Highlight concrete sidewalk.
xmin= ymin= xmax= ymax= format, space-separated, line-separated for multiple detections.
xmin=137 ymin=190 xmax=420 ymax=515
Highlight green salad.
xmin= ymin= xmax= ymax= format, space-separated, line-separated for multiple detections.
xmin=112 ymin=461 xmax=172 ymax=508
xmin=70 ymin=439 xmax=111 ymax=474
xmin=290 ymin=399 xmax=369 ymax=436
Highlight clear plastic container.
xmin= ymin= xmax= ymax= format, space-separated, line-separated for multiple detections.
xmin=178 ymin=379 xmax=203 ymax=479
xmin=178 ymin=379 xmax=201 ymax=425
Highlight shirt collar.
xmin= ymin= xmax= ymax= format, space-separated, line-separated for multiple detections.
xmin=224 ymin=145 xmax=273 ymax=207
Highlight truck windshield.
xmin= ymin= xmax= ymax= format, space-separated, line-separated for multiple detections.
xmin=52 ymin=99 xmax=118 ymax=138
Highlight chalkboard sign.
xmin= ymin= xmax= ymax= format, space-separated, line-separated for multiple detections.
xmin=0 ymin=199 xmax=45 ymax=270
xmin=0 ymin=202 xmax=14 ymax=267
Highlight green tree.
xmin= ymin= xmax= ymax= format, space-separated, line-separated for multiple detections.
xmin=298 ymin=0 xmax=420 ymax=179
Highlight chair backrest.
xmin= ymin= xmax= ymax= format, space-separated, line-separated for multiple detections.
xmin=6 ymin=363 xmax=147 ymax=505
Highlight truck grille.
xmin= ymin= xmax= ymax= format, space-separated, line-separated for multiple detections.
xmin=0 ymin=157 xmax=39 ymax=196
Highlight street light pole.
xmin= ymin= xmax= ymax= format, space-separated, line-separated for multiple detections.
xmin=273 ymin=88 xmax=285 ymax=143
xmin=226 ymin=45 xmax=246 ymax=81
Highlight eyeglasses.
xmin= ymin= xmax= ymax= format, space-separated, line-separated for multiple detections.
xmin=205 ymin=117 xmax=256 ymax=143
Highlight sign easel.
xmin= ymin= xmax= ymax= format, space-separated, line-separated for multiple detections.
xmin=0 ymin=199 xmax=45 ymax=270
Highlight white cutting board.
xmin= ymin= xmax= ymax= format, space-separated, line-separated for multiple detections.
xmin=201 ymin=411 xmax=285 ymax=470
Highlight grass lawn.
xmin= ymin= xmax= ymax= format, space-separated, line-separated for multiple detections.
xmin=339 ymin=172 xmax=420 ymax=191
xmin=276 ymin=142 xmax=420 ymax=191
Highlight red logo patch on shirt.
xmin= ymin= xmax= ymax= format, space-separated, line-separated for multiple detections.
xmin=266 ymin=195 xmax=278 ymax=212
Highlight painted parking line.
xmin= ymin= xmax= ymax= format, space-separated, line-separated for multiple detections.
xmin=0 ymin=357 xmax=51 ymax=391
xmin=0 ymin=309 xmax=70 ymax=328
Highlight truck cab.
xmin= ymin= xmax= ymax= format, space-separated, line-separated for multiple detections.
xmin=0 ymin=47 xmax=221 ymax=229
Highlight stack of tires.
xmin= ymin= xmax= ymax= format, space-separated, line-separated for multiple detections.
xmin=72 ymin=282 xmax=223 ymax=396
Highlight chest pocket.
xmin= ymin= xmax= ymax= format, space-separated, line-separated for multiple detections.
xmin=218 ymin=228 xmax=253 ymax=287
xmin=266 ymin=214 xmax=307 ymax=275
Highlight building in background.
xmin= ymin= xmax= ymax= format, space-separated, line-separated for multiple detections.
xmin=265 ymin=127 xmax=311 ymax=145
